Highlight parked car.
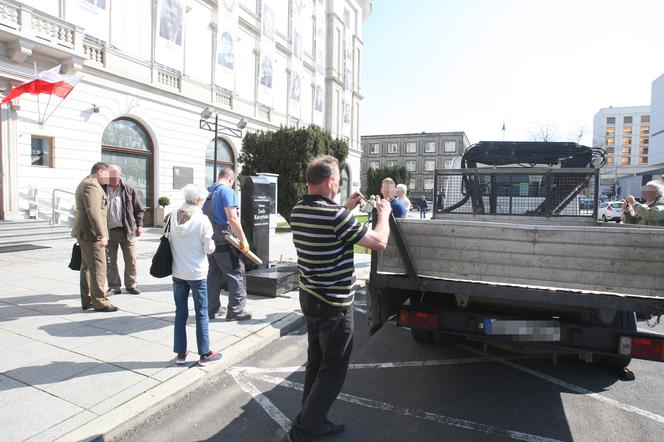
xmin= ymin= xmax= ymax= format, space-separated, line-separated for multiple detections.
xmin=598 ymin=201 xmax=623 ymax=222
xmin=578 ymin=195 xmax=594 ymax=210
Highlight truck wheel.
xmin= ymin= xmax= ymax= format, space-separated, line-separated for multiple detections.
xmin=601 ymin=215 xmax=607 ymax=222
xmin=601 ymin=311 xmax=637 ymax=370
xmin=411 ymin=328 xmax=433 ymax=343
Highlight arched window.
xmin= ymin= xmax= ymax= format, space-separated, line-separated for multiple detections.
xmin=206 ymin=138 xmax=235 ymax=186
xmin=101 ymin=118 xmax=153 ymax=208
xmin=340 ymin=165 xmax=351 ymax=202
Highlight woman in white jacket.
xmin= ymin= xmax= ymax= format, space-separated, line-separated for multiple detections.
xmin=168 ymin=184 xmax=220 ymax=366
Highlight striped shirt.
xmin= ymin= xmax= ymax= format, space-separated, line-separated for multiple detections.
xmin=290 ymin=195 xmax=369 ymax=307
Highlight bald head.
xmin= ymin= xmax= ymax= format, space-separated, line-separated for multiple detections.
xmin=108 ymin=164 xmax=122 ymax=189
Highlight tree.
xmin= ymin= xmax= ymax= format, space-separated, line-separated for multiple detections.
xmin=365 ymin=165 xmax=412 ymax=198
xmin=239 ymin=125 xmax=348 ymax=223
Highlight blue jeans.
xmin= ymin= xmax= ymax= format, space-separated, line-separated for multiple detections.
xmin=173 ymin=277 xmax=210 ymax=356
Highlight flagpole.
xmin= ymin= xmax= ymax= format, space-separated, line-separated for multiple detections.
xmin=43 ymin=92 xmax=53 ymax=125
xmin=41 ymin=95 xmax=68 ymax=126
xmin=37 ymin=94 xmax=42 ymax=125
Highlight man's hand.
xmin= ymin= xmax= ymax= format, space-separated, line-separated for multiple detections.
xmin=345 ymin=191 xmax=363 ymax=210
xmin=136 ymin=227 xmax=143 ymax=237
xmin=100 ymin=237 xmax=108 ymax=247
xmin=239 ymin=239 xmax=250 ymax=253
xmin=374 ymin=195 xmax=392 ymax=218
xmin=625 ymin=195 xmax=637 ymax=205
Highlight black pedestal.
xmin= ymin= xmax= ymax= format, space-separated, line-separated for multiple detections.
xmin=246 ymin=263 xmax=299 ymax=297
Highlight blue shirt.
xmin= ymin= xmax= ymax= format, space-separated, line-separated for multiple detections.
xmin=391 ymin=198 xmax=407 ymax=218
xmin=207 ymin=183 xmax=237 ymax=225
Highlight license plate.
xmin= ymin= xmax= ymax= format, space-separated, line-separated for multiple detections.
xmin=482 ymin=319 xmax=561 ymax=342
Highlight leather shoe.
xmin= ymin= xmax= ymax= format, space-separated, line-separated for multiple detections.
xmin=95 ymin=305 xmax=119 ymax=312
xmin=126 ymin=287 xmax=141 ymax=295
xmin=226 ymin=310 xmax=252 ymax=321
xmin=108 ymin=288 xmax=121 ymax=295
xmin=82 ymin=304 xmax=93 ymax=311
xmin=209 ymin=307 xmax=227 ymax=320
xmin=314 ymin=420 xmax=345 ymax=436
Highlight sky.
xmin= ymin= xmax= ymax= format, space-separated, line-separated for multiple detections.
xmin=360 ymin=0 xmax=664 ymax=146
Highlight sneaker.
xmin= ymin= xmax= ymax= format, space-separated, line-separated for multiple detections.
xmin=226 ymin=310 xmax=252 ymax=321
xmin=176 ymin=351 xmax=188 ymax=365
xmin=199 ymin=351 xmax=222 ymax=366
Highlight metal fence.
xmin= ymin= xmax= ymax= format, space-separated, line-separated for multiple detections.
xmin=432 ymin=167 xmax=599 ymax=217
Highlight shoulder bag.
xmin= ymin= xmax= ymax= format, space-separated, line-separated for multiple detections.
xmin=150 ymin=214 xmax=173 ymax=278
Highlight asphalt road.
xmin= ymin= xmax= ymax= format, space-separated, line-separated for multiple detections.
xmin=114 ymin=293 xmax=664 ymax=442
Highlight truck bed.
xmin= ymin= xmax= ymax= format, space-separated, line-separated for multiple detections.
xmin=375 ymin=216 xmax=664 ymax=313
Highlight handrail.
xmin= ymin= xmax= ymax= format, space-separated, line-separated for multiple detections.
xmin=50 ymin=188 xmax=75 ymax=226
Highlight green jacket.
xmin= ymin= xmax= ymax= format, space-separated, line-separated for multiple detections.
xmin=71 ymin=175 xmax=109 ymax=241
xmin=621 ymin=196 xmax=664 ymax=226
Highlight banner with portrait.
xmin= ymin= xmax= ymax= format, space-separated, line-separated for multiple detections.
xmin=257 ymin=0 xmax=276 ymax=107
xmin=313 ymin=4 xmax=326 ymax=127
xmin=289 ymin=0 xmax=305 ymax=120
xmin=215 ymin=0 xmax=238 ymax=91
xmin=155 ymin=0 xmax=185 ymax=71
xmin=343 ymin=32 xmax=353 ymax=137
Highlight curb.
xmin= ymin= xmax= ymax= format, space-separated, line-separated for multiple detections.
xmin=56 ymin=312 xmax=305 ymax=442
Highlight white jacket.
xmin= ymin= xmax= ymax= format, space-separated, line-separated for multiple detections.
xmin=168 ymin=204 xmax=215 ymax=281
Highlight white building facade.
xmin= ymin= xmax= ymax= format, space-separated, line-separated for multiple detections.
xmin=592 ymin=105 xmax=650 ymax=196
xmin=649 ymin=74 xmax=664 ymax=165
xmin=0 ymin=0 xmax=371 ymax=224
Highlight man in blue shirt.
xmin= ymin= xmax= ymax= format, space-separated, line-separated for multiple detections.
xmin=206 ymin=167 xmax=252 ymax=321
xmin=381 ymin=177 xmax=407 ymax=218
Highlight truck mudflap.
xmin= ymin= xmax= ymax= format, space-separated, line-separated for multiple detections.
xmin=366 ymin=281 xmax=410 ymax=336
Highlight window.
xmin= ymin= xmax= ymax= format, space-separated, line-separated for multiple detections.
xmin=640 ymin=147 xmax=649 ymax=155
xmin=102 ymin=118 xmax=153 ymax=208
xmin=606 ymin=117 xmax=615 ymax=124
xmin=406 ymin=160 xmax=417 ymax=172
xmin=369 ymin=161 xmax=380 ymax=169
xmin=30 ymin=136 xmax=53 ymax=167
xmin=409 ymin=178 xmax=416 ymax=190
xmin=622 ymin=136 xmax=632 ymax=145
xmin=406 ymin=142 xmax=417 ymax=154
xmin=387 ymin=160 xmax=398 ymax=167
xmin=607 ymin=155 xmax=614 ymax=166
xmin=639 ymin=156 xmax=648 ymax=165
xmin=369 ymin=143 xmax=379 ymax=155
xmin=387 ymin=143 xmax=398 ymax=154
xmin=621 ymin=157 xmax=630 ymax=165
xmin=641 ymin=125 xmax=650 ymax=134
xmin=206 ymin=138 xmax=235 ymax=187
xmin=640 ymin=136 xmax=649 ymax=145
xmin=424 ymin=141 xmax=436 ymax=153
xmin=621 ymin=147 xmax=631 ymax=155
xmin=641 ymin=115 xmax=650 ymax=123
xmin=444 ymin=160 xmax=453 ymax=169
xmin=605 ymin=127 xmax=615 ymax=135
xmin=424 ymin=160 xmax=435 ymax=172
xmin=444 ymin=141 xmax=456 ymax=152
xmin=624 ymin=116 xmax=633 ymax=124
xmin=623 ymin=126 xmax=632 ymax=135
xmin=423 ymin=178 xmax=434 ymax=190
xmin=606 ymin=137 xmax=615 ymax=146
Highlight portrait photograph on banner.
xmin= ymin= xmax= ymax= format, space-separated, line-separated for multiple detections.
xmin=65 ymin=0 xmax=109 ymax=41
xmin=155 ymin=0 xmax=185 ymax=71
xmin=257 ymin=0 xmax=276 ymax=106
xmin=215 ymin=0 xmax=238 ymax=91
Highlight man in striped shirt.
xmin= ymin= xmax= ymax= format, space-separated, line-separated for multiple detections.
xmin=286 ymin=155 xmax=392 ymax=441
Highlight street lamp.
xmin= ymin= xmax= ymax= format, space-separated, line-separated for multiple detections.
xmin=199 ymin=106 xmax=247 ymax=181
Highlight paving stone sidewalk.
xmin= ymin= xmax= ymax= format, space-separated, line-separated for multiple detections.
xmin=0 ymin=228 xmax=322 ymax=442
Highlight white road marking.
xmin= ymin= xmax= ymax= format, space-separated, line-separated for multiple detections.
xmin=457 ymin=343 xmax=664 ymax=426
xmin=247 ymin=372 xmax=562 ymax=442
xmin=232 ymin=354 xmax=544 ymax=374
xmin=227 ymin=368 xmax=291 ymax=432
xmin=354 ymin=306 xmax=368 ymax=314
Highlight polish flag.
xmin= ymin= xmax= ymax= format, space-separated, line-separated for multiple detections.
xmin=1 ymin=65 xmax=83 ymax=104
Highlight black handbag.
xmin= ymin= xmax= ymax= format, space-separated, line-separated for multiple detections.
xmin=150 ymin=214 xmax=173 ymax=278
xmin=68 ymin=242 xmax=82 ymax=271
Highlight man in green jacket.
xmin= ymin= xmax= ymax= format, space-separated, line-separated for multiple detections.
xmin=72 ymin=162 xmax=118 ymax=312
xmin=621 ymin=181 xmax=664 ymax=226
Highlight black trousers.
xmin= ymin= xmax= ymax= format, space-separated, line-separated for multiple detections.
xmin=290 ymin=293 xmax=354 ymax=441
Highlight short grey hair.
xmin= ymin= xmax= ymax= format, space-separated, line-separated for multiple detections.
xmin=396 ymin=183 xmax=408 ymax=194
xmin=182 ymin=184 xmax=208 ymax=204
xmin=644 ymin=181 xmax=664 ymax=196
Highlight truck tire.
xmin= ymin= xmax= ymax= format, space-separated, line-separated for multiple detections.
xmin=410 ymin=328 xmax=433 ymax=343
xmin=601 ymin=311 xmax=637 ymax=369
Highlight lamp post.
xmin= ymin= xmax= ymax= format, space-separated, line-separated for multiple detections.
xmin=199 ymin=106 xmax=248 ymax=182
